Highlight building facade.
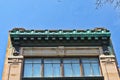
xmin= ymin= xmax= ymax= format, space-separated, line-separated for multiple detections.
xmin=2 ymin=28 xmax=120 ymax=80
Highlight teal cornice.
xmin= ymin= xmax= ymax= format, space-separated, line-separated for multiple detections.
xmin=9 ymin=28 xmax=111 ymax=41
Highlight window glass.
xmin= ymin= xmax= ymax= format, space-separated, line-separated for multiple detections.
xmin=23 ymin=58 xmax=100 ymax=78
xmin=63 ymin=58 xmax=80 ymax=77
xmin=63 ymin=58 xmax=79 ymax=63
xmin=52 ymin=59 xmax=61 ymax=63
xmin=83 ymin=64 xmax=91 ymax=76
xmin=33 ymin=64 xmax=41 ymax=77
xmin=33 ymin=59 xmax=41 ymax=63
xmin=25 ymin=58 xmax=41 ymax=63
xmin=64 ymin=64 xmax=72 ymax=77
xmin=82 ymin=58 xmax=98 ymax=63
xmin=44 ymin=59 xmax=60 ymax=77
xmin=24 ymin=59 xmax=32 ymax=63
xmin=24 ymin=58 xmax=41 ymax=77
xmin=82 ymin=58 xmax=100 ymax=76
xmin=72 ymin=64 xmax=80 ymax=77
xmin=53 ymin=64 xmax=61 ymax=77
xmin=44 ymin=64 xmax=52 ymax=77
xmin=24 ymin=64 xmax=32 ymax=77
xmin=71 ymin=59 xmax=79 ymax=63
xmin=92 ymin=64 xmax=100 ymax=76
xmin=44 ymin=59 xmax=60 ymax=63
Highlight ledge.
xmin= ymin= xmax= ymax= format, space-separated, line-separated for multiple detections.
xmin=100 ymin=55 xmax=115 ymax=58
xmin=22 ymin=76 xmax=104 ymax=80
xmin=8 ymin=56 xmax=23 ymax=60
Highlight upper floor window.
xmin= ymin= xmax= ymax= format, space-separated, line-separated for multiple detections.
xmin=82 ymin=58 xmax=100 ymax=76
xmin=63 ymin=58 xmax=80 ymax=77
xmin=44 ymin=59 xmax=61 ymax=77
xmin=23 ymin=58 xmax=100 ymax=78
xmin=24 ymin=59 xmax=41 ymax=77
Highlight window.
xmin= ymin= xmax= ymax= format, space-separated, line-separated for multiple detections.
xmin=23 ymin=58 xmax=100 ymax=78
xmin=44 ymin=59 xmax=61 ymax=77
xmin=63 ymin=58 xmax=80 ymax=77
xmin=82 ymin=58 xmax=100 ymax=76
xmin=24 ymin=58 xmax=41 ymax=77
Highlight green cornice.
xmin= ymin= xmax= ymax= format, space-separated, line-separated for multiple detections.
xmin=10 ymin=28 xmax=110 ymax=38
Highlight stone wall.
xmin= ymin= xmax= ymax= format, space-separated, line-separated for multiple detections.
xmin=100 ymin=55 xmax=120 ymax=80
xmin=2 ymin=36 xmax=23 ymax=80
xmin=2 ymin=36 xmax=120 ymax=80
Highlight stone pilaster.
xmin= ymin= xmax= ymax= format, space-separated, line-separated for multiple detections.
xmin=7 ymin=56 xmax=23 ymax=80
xmin=100 ymin=55 xmax=120 ymax=80
xmin=2 ymin=35 xmax=23 ymax=80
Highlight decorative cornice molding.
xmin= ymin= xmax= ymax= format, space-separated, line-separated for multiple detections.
xmin=9 ymin=27 xmax=111 ymax=41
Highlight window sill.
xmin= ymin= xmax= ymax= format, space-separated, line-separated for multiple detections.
xmin=22 ymin=76 xmax=104 ymax=80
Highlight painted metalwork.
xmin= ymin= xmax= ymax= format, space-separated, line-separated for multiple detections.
xmin=9 ymin=28 xmax=111 ymax=41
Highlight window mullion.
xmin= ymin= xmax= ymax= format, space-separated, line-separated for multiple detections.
xmin=51 ymin=63 xmax=54 ymax=77
xmin=90 ymin=62 xmax=93 ymax=76
xmin=41 ymin=59 xmax=44 ymax=77
xmin=80 ymin=59 xmax=83 ymax=77
xmin=61 ymin=59 xmax=64 ymax=77
xmin=23 ymin=58 xmax=100 ymax=78
xmin=71 ymin=63 xmax=73 ymax=77
xmin=32 ymin=61 xmax=33 ymax=77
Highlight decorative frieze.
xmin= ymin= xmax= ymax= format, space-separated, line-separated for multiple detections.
xmin=22 ymin=47 xmax=102 ymax=56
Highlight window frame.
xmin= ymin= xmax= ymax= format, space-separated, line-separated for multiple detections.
xmin=23 ymin=58 xmax=42 ymax=77
xmin=63 ymin=58 xmax=81 ymax=77
xmin=81 ymin=58 xmax=101 ymax=76
xmin=44 ymin=58 xmax=61 ymax=77
xmin=23 ymin=57 xmax=101 ymax=78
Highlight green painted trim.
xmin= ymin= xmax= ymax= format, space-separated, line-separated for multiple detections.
xmin=10 ymin=28 xmax=111 ymax=40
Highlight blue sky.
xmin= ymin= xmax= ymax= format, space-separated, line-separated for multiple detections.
xmin=0 ymin=0 xmax=120 ymax=79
